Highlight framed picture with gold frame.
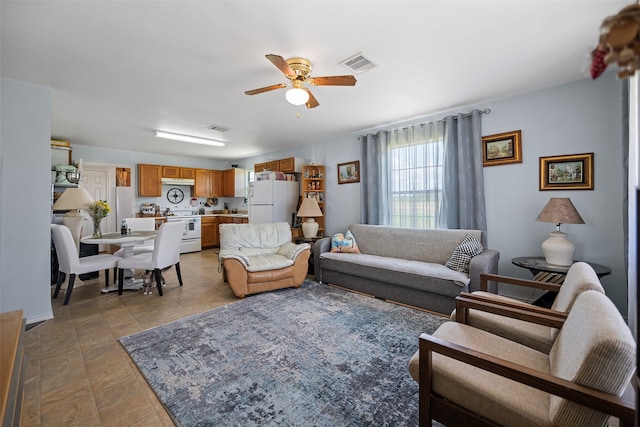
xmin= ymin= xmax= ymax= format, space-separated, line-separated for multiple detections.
xmin=539 ymin=152 xmax=594 ymax=190
xmin=482 ymin=130 xmax=522 ymax=166
xmin=337 ymin=160 xmax=360 ymax=184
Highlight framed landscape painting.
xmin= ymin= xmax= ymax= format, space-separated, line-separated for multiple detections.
xmin=337 ymin=161 xmax=360 ymax=184
xmin=482 ymin=130 xmax=522 ymax=166
xmin=539 ymin=152 xmax=594 ymax=190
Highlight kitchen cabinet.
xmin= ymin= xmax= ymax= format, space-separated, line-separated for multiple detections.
xmin=138 ymin=164 xmax=162 ymax=197
xmin=163 ymin=166 xmax=195 ymax=179
xmin=201 ymin=216 xmax=217 ymax=248
xmin=194 ymin=169 xmax=211 ymax=197
xmin=210 ymin=170 xmax=223 ymax=197
xmin=254 ymin=157 xmax=304 ymax=173
xmin=266 ymin=160 xmax=280 ymax=171
xmin=223 ymin=168 xmax=246 ymax=197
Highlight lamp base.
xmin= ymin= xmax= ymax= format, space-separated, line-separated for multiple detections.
xmin=63 ymin=211 xmax=85 ymax=252
xmin=302 ymin=218 xmax=319 ymax=239
xmin=541 ymin=231 xmax=575 ymax=266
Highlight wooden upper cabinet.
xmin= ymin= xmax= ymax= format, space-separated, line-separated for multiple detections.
xmin=223 ymin=168 xmax=246 ymax=197
xmin=163 ymin=166 xmax=195 ymax=179
xmin=162 ymin=166 xmax=180 ymax=178
xmin=180 ymin=168 xmax=195 ymax=179
xmin=254 ymin=157 xmax=303 ymax=173
xmin=194 ymin=169 xmax=211 ymax=197
xmin=210 ymin=170 xmax=223 ymax=197
xmin=138 ymin=164 xmax=162 ymax=197
xmin=278 ymin=157 xmax=295 ymax=173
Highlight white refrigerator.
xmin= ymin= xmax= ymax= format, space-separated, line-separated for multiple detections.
xmin=249 ymin=180 xmax=299 ymax=225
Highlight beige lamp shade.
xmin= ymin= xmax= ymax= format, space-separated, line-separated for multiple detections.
xmin=52 ymin=188 xmax=95 ymax=252
xmin=535 ymin=198 xmax=585 ymax=266
xmin=52 ymin=187 xmax=95 ymax=211
xmin=297 ymin=197 xmax=323 ymax=238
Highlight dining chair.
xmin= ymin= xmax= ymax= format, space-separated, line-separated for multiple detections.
xmin=451 ymin=262 xmax=605 ymax=353
xmin=117 ymin=221 xmax=184 ymax=296
xmin=51 ymin=224 xmax=120 ymax=305
xmin=113 ymin=217 xmax=156 ymax=257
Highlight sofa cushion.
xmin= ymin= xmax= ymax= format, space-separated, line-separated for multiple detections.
xmin=244 ymin=254 xmax=294 ymax=273
xmin=445 ymin=233 xmax=484 ymax=273
xmin=219 ymin=222 xmax=292 ymax=250
xmin=348 ymin=224 xmax=482 ymax=264
xmin=319 ymin=252 xmax=470 ymax=287
xmin=330 ymin=230 xmax=360 ymax=253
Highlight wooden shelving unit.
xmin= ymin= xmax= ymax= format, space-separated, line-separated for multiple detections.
xmin=301 ymin=165 xmax=325 ymax=236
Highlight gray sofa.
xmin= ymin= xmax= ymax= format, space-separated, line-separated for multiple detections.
xmin=314 ymin=224 xmax=500 ymax=314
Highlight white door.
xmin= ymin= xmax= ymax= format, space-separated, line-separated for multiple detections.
xmin=83 ymin=166 xmax=116 ymax=245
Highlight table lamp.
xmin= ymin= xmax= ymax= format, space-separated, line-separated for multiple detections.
xmin=535 ymin=197 xmax=585 ymax=266
xmin=52 ymin=187 xmax=95 ymax=251
xmin=297 ymin=196 xmax=323 ymax=238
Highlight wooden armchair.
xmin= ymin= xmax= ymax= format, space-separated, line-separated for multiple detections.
xmin=451 ymin=262 xmax=604 ymax=353
xmin=409 ymin=291 xmax=636 ymax=427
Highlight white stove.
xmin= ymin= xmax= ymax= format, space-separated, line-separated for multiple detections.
xmin=165 ymin=210 xmax=202 ymax=253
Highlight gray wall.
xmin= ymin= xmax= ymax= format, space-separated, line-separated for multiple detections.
xmin=1 ymin=78 xmax=54 ymax=323
xmin=235 ymin=72 xmax=628 ymax=315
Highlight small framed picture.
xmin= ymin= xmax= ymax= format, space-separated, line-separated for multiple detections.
xmin=539 ymin=152 xmax=594 ymax=190
xmin=337 ymin=161 xmax=360 ymax=184
xmin=482 ymin=130 xmax=522 ymax=167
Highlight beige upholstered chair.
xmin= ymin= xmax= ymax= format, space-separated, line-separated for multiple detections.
xmin=409 ymin=290 xmax=636 ymax=427
xmin=51 ymin=224 xmax=119 ymax=305
xmin=117 ymin=221 xmax=184 ymax=296
xmin=451 ymin=262 xmax=605 ymax=353
xmin=219 ymin=222 xmax=310 ymax=298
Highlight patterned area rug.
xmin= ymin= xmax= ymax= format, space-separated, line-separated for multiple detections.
xmin=119 ymin=280 xmax=447 ymax=426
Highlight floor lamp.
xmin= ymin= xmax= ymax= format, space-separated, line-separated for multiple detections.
xmin=52 ymin=187 xmax=95 ymax=251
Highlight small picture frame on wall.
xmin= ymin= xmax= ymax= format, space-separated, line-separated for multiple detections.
xmin=482 ymin=130 xmax=522 ymax=166
xmin=539 ymin=152 xmax=594 ymax=190
xmin=337 ymin=161 xmax=360 ymax=184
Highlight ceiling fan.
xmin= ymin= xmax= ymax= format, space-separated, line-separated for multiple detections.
xmin=245 ymin=54 xmax=357 ymax=109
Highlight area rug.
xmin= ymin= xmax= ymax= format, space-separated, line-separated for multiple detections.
xmin=119 ymin=280 xmax=447 ymax=426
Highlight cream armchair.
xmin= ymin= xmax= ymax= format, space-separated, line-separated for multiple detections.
xmin=219 ymin=222 xmax=310 ymax=298
xmin=409 ymin=290 xmax=636 ymax=427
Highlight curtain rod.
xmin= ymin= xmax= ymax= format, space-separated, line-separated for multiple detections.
xmin=402 ymin=108 xmax=492 ymax=130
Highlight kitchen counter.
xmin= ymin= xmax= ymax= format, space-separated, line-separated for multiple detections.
xmin=139 ymin=213 xmax=248 ymax=219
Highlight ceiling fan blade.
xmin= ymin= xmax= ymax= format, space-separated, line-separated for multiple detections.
xmin=244 ymin=83 xmax=287 ymax=96
xmin=266 ymin=54 xmax=296 ymax=78
xmin=305 ymin=89 xmax=319 ymax=109
xmin=308 ymin=75 xmax=357 ymax=86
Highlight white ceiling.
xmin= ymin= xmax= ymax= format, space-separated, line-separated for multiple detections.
xmin=0 ymin=1 xmax=628 ymax=161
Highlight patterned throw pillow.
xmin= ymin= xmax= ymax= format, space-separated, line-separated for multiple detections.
xmin=445 ymin=234 xmax=483 ymax=273
xmin=330 ymin=230 xmax=361 ymax=253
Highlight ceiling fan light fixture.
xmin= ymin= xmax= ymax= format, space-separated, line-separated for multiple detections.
xmin=285 ymin=88 xmax=309 ymax=106
xmin=154 ymin=130 xmax=225 ymax=147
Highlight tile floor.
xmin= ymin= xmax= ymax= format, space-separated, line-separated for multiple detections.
xmin=22 ymin=248 xmax=237 ymax=426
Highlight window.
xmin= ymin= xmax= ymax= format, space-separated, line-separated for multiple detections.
xmin=389 ymin=136 xmax=444 ymax=229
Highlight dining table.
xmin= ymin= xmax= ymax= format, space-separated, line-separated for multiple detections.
xmin=81 ymin=230 xmax=157 ymax=293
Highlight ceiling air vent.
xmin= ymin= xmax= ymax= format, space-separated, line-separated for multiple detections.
xmin=207 ymin=124 xmax=230 ymax=132
xmin=339 ymin=52 xmax=377 ymax=74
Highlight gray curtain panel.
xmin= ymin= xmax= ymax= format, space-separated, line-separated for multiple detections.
xmin=442 ymin=109 xmax=487 ymax=233
xmin=359 ymin=109 xmax=486 ymax=233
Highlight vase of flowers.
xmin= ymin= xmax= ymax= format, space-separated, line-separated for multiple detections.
xmin=86 ymin=200 xmax=111 ymax=238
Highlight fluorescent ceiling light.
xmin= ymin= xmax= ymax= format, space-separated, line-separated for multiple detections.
xmin=154 ymin=130 xmax=226 ymax=147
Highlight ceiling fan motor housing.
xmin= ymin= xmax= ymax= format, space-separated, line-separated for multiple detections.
xmin=286 ymin=57 xmax=312 ymax=80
